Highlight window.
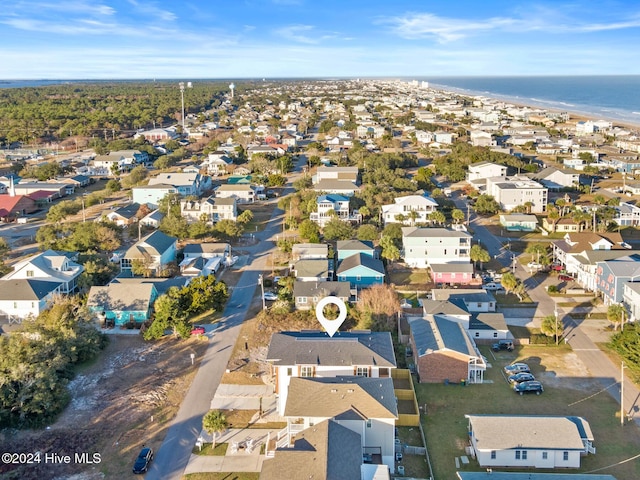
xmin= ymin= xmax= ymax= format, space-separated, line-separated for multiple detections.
xmin=26 ymin=270 xmax=34 ymax=277
xmin=356 ymin=275 xmax=361 ymax=281
xmin=542 ymin=452 xmax=548 ymax=460
xmin=490 ymin=451 xmax=496 ymax=459
xmin=563 ymin=451 xmax=569 ymax=461
xmin=522 ymin=451 xmax=527 ymax=460
xmin=493 ymin=332 xmax=498 ymax=338
xmin=298 ymin=296 xmax=307 ymax=304
xmin=356 ymin=367 xmax=369 ymax=377
xmin=366 ymin=419 xmax=372 ymax=428
xmin=300 ymin=366 xmax=314 ymax=377
xmin=286 ymin=368 xmax=292 ymax=376
xmin=475 ymin=332 xmax=479 ymax=337
xmin=515 ymin=451 xmax=521 ymax=460
xmin=13 ymin=302 xmax=17 ymax=309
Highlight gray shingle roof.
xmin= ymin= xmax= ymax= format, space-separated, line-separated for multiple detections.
xmin=336 ymin=239 xmax=374 ymax=252
xmin=465 ymin=415 xmax=592 ymax=451
xmin=421 ymin=299 xmax=470 ymax=317
xmin=293 ymin=280 xmax=351 ymax=299
xmin=284 ymin=376 xmax=398 ymax=419
xmin=294 ymin=259 xmax=331 ymax=278
xmin=470 ymin=313 xmax=508 ymax=331
xmin=259 ymin=419 xmax=361 ymax=480
xmin=336 ymin=253 xmax=384 ymax=275
xmin=0 ymin=279 xmax=60 ymax=301
xmin=87 ymin=283 xmax=156 ymax=312
xmin=266 ymin=331 xmax=396 ymax=368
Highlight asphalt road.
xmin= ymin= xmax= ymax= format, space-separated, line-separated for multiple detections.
xmin=145 ymin=153 xmax=310 ymax=479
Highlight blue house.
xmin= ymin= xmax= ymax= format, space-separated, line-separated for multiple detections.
xmin=336 ymin=253 xmax=385 ymax=288
xmin=336 ymin=239 xmax=376 ymax=261
xmin=595 ymin=254 xmax=640 ymax=304
xmin=87 ymin=283 xmax=158 ymax=326
xmin=121 ymin=230 xmax=178 ymax=276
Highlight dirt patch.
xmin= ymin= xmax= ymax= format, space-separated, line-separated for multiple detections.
xmin=536 ymin=351 xmax=600 ymax=391
xmin=0 ymin=335 xmax=209 ymax=480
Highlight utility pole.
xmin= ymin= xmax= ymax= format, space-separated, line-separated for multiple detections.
xmin=554 ymin=305 xmax=559 ymax=345
xmin=258 ymin=274 xmax=266 ymax=310
xmin=621 ymin=362 xmax=626 ymax=426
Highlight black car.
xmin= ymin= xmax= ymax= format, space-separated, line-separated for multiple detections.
xmin=514 ymin=380 xmax=544 ymax=395
xmin=133 ymin=447 xmax=153 ymax=474
xmin=508 ymin=372 xmax=535 ymax=384
xmin=492 ymin=340 xmax=514 ymax=352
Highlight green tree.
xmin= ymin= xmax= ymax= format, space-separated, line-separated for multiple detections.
xmin=213 ymin=219 xmax=244 ymax=240
xmin=322 ymin=218 xmax=354 ymax=240
xmin=607 ymin=304 xmax=626 ymax=331
xmin=470 ymin=244 xmax=490 ymax=270
xmin=429 ymin=210 xmax=446 ymax=225
xmin=380 ymin=235 xmax=401 ymax=262
xmin=237 ymin=210 xmax=254 ymax=225
xmin=451 ymin=208 xmax=465 ymax=224
xmin=298 ymin=219 xmax=321 ymax=242
xmin=203 ymin=409 xmax=228 ymax=449
xmin=525 ymin=243 xmax=548 ymax=264
xmin=541 ymin=314 xmax=564 ymax=344
xmin=474 ymin=194 xmax=500 ymax=215
xmin=106 ymin=179 xmax=121 ymax=192
xmin=356 ymin=224 xmax=379 ymax=241
xmin=144 ymin=290 xmax=190 ymax=340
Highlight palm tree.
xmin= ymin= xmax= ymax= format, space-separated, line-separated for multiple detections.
xmin=607 ymin=304 xmax=626 ymax=331
xmin=203 ymin=409 xmax=228 ymax=450
xmin=525 ymin=243 xmax=548 ymax=264
xmin=470 ymin=244 xmax=490 ymax=270
xmin=451 ymin=208 xmax=465 ymax=224
xmin=407 ymin=210 xmax=420 ymax=226
xmin=394 ymin=213 xmax=407 ymax=224
xmin=429 ymin=210 xmax=446 ymax=225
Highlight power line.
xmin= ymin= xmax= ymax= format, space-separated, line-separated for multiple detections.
xmin=584 ymin=451 xmax=640 ymax=473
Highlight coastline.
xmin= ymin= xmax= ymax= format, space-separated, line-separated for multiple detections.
xmin=428 ymin=82 xmax=640 ymax=131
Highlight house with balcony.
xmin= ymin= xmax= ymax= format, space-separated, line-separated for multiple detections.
xmin=310 ymin=194 xmax=361 ymax=227
xmin=202 ymin=151 xmax=233 ymax=176
xmin=0 ymin=279 xmax=61 ymax=322
xmin=623 ymin=282 xmax=640 ymax=322
xmin=180 ymin=196 xmax=237 ymax=223
xmin=1 ymin=249 xmax=84 ymax=294
xmin=467 ymin=162 xmax=507 ymax=183
xmin=120 ymin=230 xmax=178 ymax=276
xmin=408 ymin=314 xmax=487 ymax=384
xmin=466 ymin=415 xmax=595 ymax=469
xmin=553 ymin=232 xmax=627 ymax=278
xmin=381 ymin=195 xmax=439 ymax=226
xmin=266 ymin=330 xmax=397 ymax=415
xmin=148 ymin=172 xmax=208 ymax=197
xmin=594 ymin=255 xmax=640 ymax=305
xmin=402 ymin=227 xmax=472 ymax=268
xmin=486 ymin=176 xmax=548 ymax=213
xmin=430 ymin=263 xmax=476 ymax=286
xmin=531 ymin=167 xmax=581 ymax=191
xmin=214 ymin=184 xmax=256 ymax=204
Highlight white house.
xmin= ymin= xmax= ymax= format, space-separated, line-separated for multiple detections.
xmin=132 ymin=184 xmax=176 ymax=209
xmin=531 ymin=167 xmax=580 ymax=190
xmin=466 ymin=415 xmax=595 ymax=469
xmin=310 ymin=194 xmax=361 ymax=227
xmin=1 ymin=250 xmax=84 ymax=294
xmin=214 ymin=184 xmax=255 ymax=203
xmin=402 ymin=227 xmax=472 ymax=268
xmin=0 ymin=279 xmax=61 ymax=322
xmin=486 ymin=176 xmax=548 ymax=213
xmin=313 ymin=166 xmax=359 ymax=184
xmin=467 ymin=162 xmax=507 ymax=182
xmin=148 ymin=172 xmax=207 ymax=197
xmin=180 ymin=196 xmax=237 ymax=223
xmin=266 ymin=330 xmax=397 ymax=416
xmin=381 ymin=195 xmax=438 ymax=226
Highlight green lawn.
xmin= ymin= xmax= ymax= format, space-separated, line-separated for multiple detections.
xmin=192 ymin=442 xmax=228 ymax=456
xmin=417 ymin=345 xmax=640 ymax=480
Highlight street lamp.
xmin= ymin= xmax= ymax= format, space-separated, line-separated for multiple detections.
xmin=554 ymin=305 xmax=559 ymax=345
xmin=621 ymin=362 xmax=627 ymax=426
xmin=258 ymin=274 xmax=266 ymax=310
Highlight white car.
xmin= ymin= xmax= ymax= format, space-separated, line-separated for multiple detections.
xmin=484 ymin=282 xmax=505 ymax=291
xmin=263 ymin=292 xmax=278 ymax=301
xmin=527 ymin=262 xmax=542 ymax=269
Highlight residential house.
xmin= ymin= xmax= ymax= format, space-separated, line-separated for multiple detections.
xmin=542 ymin=217 xmax=583 ymax=233
xmin=100 ymin=202 xmax=140 ymax=227
xmin=291 ymin=259 xmax=333 ymax=282
xmin=594 ymin=255 xmax=640 ymax=305
xmin=139 ymin=209 xmax=164 ymax=228
xmin=179 ymin=257 xmax=222 ymax=277
xmin=336 ymin=253 xmax=385 ymax=288
xmin=312 ymin=179 xmax=360 ymax=196
xmin=132 ymin=184 xmax=176 ymax=209
xmin=310 ymin=194 xmax=361 ymax=227
xmin=314 ymin=166 xmax=359 ymax=184
xmin=281 ymin=376 xmax=398 ymax=472
xmin=402 ymin=227 xmax=472 ymax=268
xmin=468 ymin=313 xmax=510 ymax=341
xmin=183 ymin=242 xmax=231 ymax=260
xmin=261 ymin=419 xmax=362 ymax=480
xmin=110 ymin=149 xmax=150 ymax=167
xmin=613 ymin=202 xmax=640 ymax=227
xmin=467 ymin=162 xmax=507 ymax=183
xmin=291 ymin=243 xmax=328 ymax=263
xmin=121 ymin=230 xmax=178 ymax=276
xmin=430 ymin=263 xmax=475 ymax=286
xmin=266 ymin=330 xmax=397 ymax=415
xmin=465 ymin=415 xmax=595 ymax=469
xmin=0 ymin=194 xmax=38 ymax=221
xmin=431 ymin=289 xmax=497 ymax=314
xmin=499 ymin=214 xmax=538 ymax=232
xmin=421 ymin=299 xmax=472 ymax=327
xmin=623 ymin=282 xmax=640 ymax=322
xmin=148 ymin=172 xmax=207 ymax=197
xmin=336 ymin=240 xmax=375 ymax=261
xmin=12 ymin=181 xmax=70 ymax=198
xmin=0 ymin=279 xmax=61 ymax=322
xmin=58 ymin=174 xmax=91 ymax=188
xmin=202 ymin=151 xmax=233 ymax=176
xmin=134 ymin=127 xmax=179 ymax=143
xmin=470 ymin=130 xmax=494 ymax=147
xmin=381 ymin=195 xmax=439 ymax=226
xmin=1 ymin=249 xmax=83 ymax=294
xmin=531 ymin=167 xmax=581 ymax=191
xmin=293 ymin=280 xmax=351 ymax=311
xmin=553 ymin=232 xmax=626 ymax=278
xmin=214 ymin=184 xmax=256 ymax=203
xmin=180 ymin=196 xmax=237 ymax=223
xmin=87 ymin=282 xmax=158 ymax=327
xmin=408 ymin=315 xmax=486 ymax=383
xmin=486 ymin=176 xmax=548 ymax=213
xmin=92 ymin=153 xmax=126 ymax=175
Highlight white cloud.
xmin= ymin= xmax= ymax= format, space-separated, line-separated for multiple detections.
xmin=274 ymin=24 xmax=318 ymax=44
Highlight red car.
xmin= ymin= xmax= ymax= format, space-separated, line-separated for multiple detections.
xmin=190 ymin=325 xmax=206 ymax=335
xmin=551 ymin=264 xmax=563 ymax=271
xmin=558 ymin=275 xmax=573 ymax=282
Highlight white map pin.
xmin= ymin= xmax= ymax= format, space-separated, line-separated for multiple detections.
xmin=315 ymin=296 xmax=347 ymax=337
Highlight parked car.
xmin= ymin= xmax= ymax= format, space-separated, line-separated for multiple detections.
xmin=190 ymin=325 xmax=206 ymax=335
xmin=558 ymin=274 xmax=573 ymax=282
xmin=484 ymin=282 xmax=505 ymax=291
xmin=504 ymin=363 xmax=530 ymax=374
xmin=508 ymin=372 xmax=536 ymax=384
xmin=551 ymin=264 xmax=563 ymax=271
xmin=263 ymin=291 xmax=278 ymax=301
xmin=527 ymin=262 xmax=542 ymax=269
xmin=514 ymin=380 xmax=544 ymax=395
xmin=133 ymin=447 xmax=154 ymax=474
xmin=492 ymin=339 xmax=514 ymax=352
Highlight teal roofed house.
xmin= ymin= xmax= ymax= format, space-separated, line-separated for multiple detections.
xmin=336 ymin=239 xmax=375 ymax=261
xmin=336 ymin=253 xmax=385 ymax=288
xmin=226 ymin=175 xmax=252 ymax=184
xmin=87 ymin=282 xmax=158 ymax=327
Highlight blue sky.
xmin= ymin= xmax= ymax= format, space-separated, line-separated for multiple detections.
xmin=2 ymin=0 xmax=640 ymax=79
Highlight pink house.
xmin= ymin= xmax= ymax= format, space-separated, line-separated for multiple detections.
xmin=430 ymin=263 xmax=477 ymax=286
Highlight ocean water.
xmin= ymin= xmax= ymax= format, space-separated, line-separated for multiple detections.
xmin=423 ymin=75 xmax=640 ymax=127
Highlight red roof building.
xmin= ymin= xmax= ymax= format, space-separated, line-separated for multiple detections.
xmin=0 ymin=194 xmax=38 ymax=221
